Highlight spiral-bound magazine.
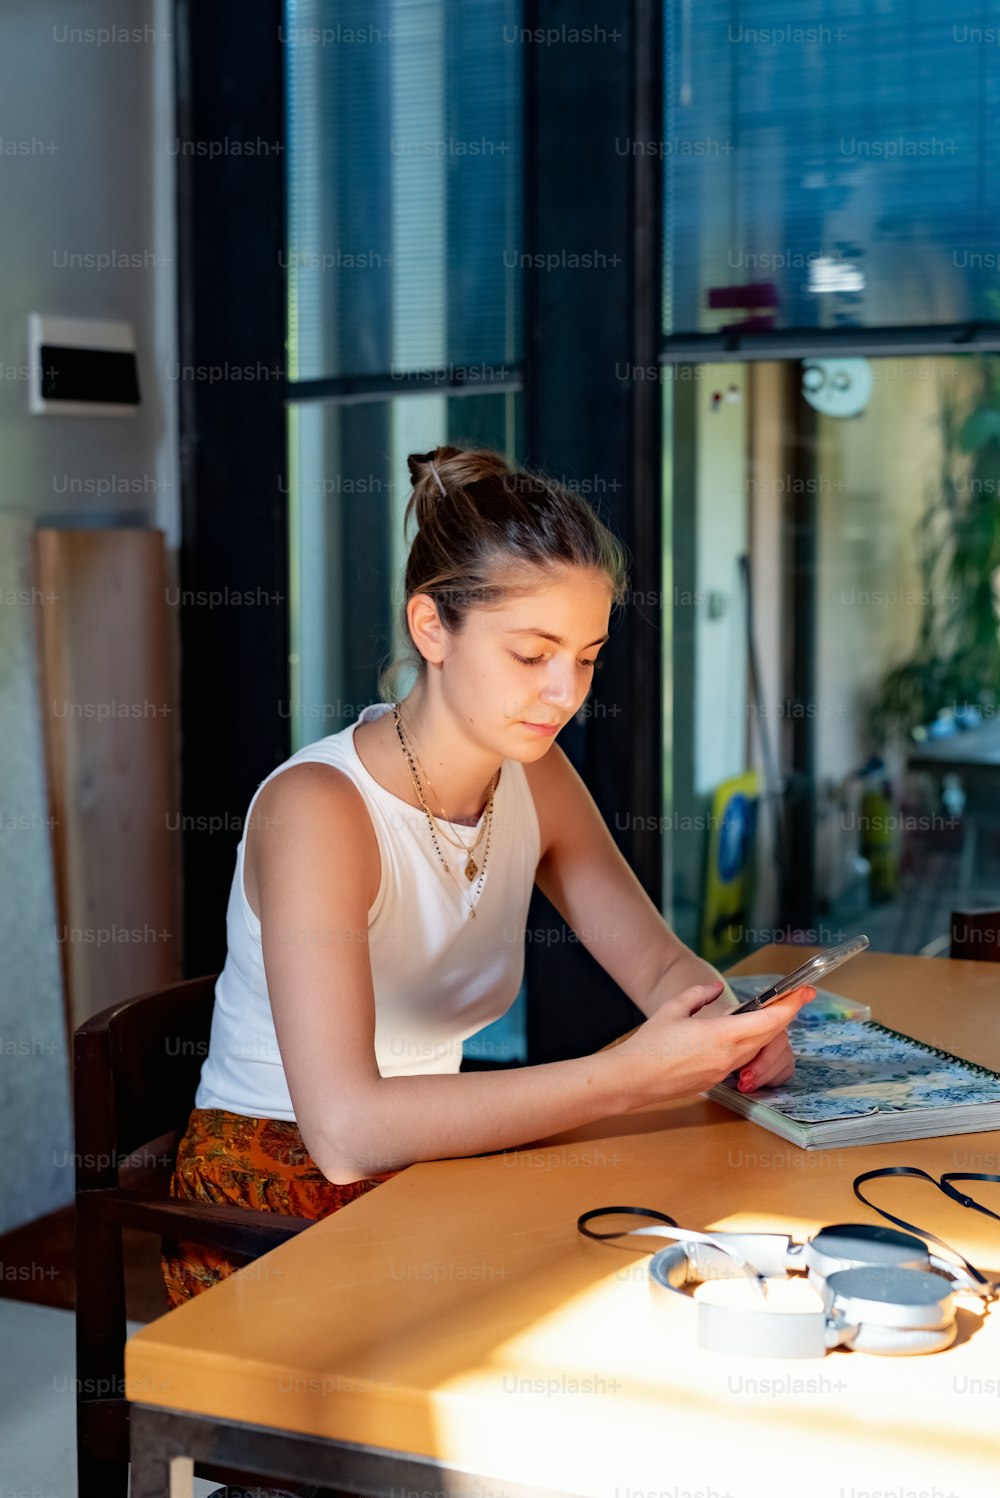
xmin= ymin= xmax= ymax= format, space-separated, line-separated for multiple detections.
xmin=708 ymin=975 xmax=1000 ymax=1149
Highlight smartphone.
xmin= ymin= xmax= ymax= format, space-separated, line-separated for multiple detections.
xmin=728 ymin=935 xmax=870 ymax=1015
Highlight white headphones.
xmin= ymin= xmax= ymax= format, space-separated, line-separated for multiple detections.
xmin=578 ymin=1186 xmax=999 ymax=1360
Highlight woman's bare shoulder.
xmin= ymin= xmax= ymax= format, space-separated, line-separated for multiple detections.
xmin=243 ymin=761 xmax=381 ymax=921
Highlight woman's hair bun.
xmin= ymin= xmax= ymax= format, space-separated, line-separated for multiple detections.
xmin=406 ymin=448 xmax=443 ymax=490
xmin=379 ymin=442 xmax=631 ymax=701
xmin=405 ymin=446 xmax=513 ymax=529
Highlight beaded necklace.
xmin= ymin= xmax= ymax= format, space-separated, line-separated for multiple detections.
xmin=392 ymin=703 xmax=498 ymax=919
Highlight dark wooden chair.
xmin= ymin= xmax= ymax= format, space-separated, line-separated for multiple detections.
xmin=950 ymin=909 xmax=1000 ymax=962
xmin=74 ymin=973 xmax=313 ymax=1498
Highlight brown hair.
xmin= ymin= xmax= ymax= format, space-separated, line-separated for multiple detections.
xmin=377 ymin=445 xmax=630 ymax=700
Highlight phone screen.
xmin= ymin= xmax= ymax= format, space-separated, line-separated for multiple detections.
xmin=728 ymin=935 xmax=870 ymax=1015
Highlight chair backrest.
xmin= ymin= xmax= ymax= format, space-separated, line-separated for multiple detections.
xmin=950 ymin=910 xmax=1000 ymax=963
xmin=74 ymin=973 xmax=218 ymax=1189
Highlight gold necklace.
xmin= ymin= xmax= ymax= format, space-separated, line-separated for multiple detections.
xmin=392 ymin=704 xmax=496 ymax=913
xmin=394 ymin=704 xmax=496 ymax=871
xmin=393 ymin=704 xmax=496 ymax=884
xmin=404 ymin=735 xmax=493 ymax=850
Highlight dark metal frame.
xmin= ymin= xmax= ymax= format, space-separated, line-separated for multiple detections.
xmin=661 ymin=323 xmax=1000 ymax=363
xmin=781 ymin=371 xmax=819 ymax=932
xmin=174 ymin=0 xmax=291 ymax=978
xmin=518 ymin=0 xmax=671 ymax=1062
xmin=630 ymin=0 xmax=667 ymax=907
xmin=129 ymin=1403 xmax=569 ymax=1498
xmin=293 ymin=368 xmax=523 ymax=404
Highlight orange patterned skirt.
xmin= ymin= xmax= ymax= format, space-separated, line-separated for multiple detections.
xmin=160 ymin=1107 xmax=400 ymax=1309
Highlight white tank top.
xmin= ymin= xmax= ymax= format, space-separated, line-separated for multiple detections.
xmin=195 ymin=702 xmax=541 ymax=1120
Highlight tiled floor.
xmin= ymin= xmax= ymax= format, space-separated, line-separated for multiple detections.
xmin=0 ymin=1297 xmax=219 ymax=1497
xmin=831 ymin=824 xmax=1000 ymax=957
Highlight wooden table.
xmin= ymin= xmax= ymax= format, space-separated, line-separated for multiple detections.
xmin=909 ymin=719 xmax=1000 ymax=895
xmin=909 ymin=719 xmax=1000 ymax=780
xmin=126 ymin=947 xmax=1000 ymax=1498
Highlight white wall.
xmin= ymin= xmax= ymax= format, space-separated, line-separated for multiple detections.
xmin=669 ymin=365 xmax=751 ymax=941
xmin=0 ymin=0 xmax=178 ymax=1232
xmin=0 ymin=0 xmax=178 ymax=537
xmin=694 ymin=363 xmax=749 ymax=794
xmin=814 ymin=358 xmax=973 ymax=782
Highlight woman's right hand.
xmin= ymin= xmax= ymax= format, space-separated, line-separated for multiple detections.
xmin=613 ymin=979 xmax=816 ymax=1105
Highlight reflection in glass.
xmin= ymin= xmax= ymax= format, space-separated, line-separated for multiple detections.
xmin=287 ymin=393 xmax=519 ymax=751
xmin=663 ymin=3 xmax=1000 ymax=335
xmin=285 ymin=0 xmax=522 ymax=381
xmin=666 ymin=355 xmax=1000 ymax=959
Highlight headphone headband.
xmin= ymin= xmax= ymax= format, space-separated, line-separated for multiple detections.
xmin=578 ymin=1207 xmax=969 ymax=1359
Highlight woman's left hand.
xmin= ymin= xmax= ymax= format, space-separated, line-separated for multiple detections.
xmin=639 ymin=967 xmax=807 ymax=1094
xmin=734 ymin=1026 xmax=796 ymax=1093
xmin=693 ymin=979 xmax=808 ymax=1093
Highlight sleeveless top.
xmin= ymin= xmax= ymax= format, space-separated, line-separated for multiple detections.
xmin=195 ymin=702 xmax=542 ymax=1120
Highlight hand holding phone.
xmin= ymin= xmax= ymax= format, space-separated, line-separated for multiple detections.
xmin=728 ymin=935 xmax=870 ymax=1015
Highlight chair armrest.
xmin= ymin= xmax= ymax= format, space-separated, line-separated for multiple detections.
xmin=78 ymin=1187 xmax=313 ymax=1258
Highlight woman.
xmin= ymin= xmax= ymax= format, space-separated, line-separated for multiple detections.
xmin=162 ymin=445 xmax=811 ymax=1310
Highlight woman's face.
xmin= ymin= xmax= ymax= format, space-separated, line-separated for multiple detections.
xmin=420 ymin=565 xmax=615 ymax=757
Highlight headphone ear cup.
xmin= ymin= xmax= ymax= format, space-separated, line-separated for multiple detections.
xmin=847 ymin=1319 xmax=957 ymax=1356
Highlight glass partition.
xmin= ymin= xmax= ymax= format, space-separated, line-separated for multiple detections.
xmin=663 ymin=2 xmax=1000 ymax=337
xmin=287 ymin=391 xmax=519 ymax=747
xmin=286 ymin=0 xmax=522 ymax=381
xmin=666 ymin=354 xmax=1000 ymax=959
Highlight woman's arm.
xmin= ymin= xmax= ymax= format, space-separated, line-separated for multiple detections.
xmin=524 ymin=745 xmax=801 ymax=1088
xmin=296 ymin=982 xmax=807 ymax=1185
xmin=524 ymin=744 xmax=735 ymax=1016
xmin=251 ymin=763 xmax=808 ymax=1184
